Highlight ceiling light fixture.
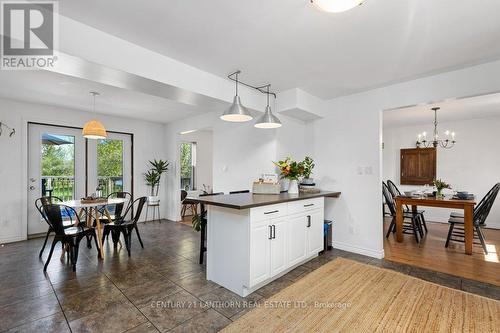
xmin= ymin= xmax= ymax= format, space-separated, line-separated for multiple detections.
xmin=416 ymin=107 xmax=456 ymax=149
xmin=255 ymin=85 xmax=282 ymax=129
xmin=310 ymin=0 xmax=365 ymax=13
xmin=221 ymin=71 xmax=253 ymax=122
xmin=83 ymin=92 xmax=107 ymax=140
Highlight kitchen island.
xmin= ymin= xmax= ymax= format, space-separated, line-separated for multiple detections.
xmin=188 ymin=191 xmax=341 ymax=296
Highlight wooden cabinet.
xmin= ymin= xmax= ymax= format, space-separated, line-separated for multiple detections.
xmin=400 ymin=148 xmax=436 ymax=185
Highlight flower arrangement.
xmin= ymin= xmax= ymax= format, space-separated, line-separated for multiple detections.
xmin=433 ymin=178 xmax=451 ymax=197
xmin=274 ymin=157 xmax=304 ymax=181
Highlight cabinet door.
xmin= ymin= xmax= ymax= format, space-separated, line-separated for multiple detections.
xmin=249 ymin=220 xmax=271 ymax=287
xmin=288 ymin=214 xmax=307 ymax=267
xmin=307 ymin=209 xmax=324 ymax=256
xmin=270 ymin=218 xmax=288 ymax=276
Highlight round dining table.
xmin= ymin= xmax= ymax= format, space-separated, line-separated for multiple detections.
xmin=59 ymin=198 xmax=127 ymax=259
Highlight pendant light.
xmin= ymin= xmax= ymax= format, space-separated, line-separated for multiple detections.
xmin=255 ymin=85 xmax=282 ymax=129
xmin=310 ymin=0 xmax=365 ymax=13
xmin=221 ymin=71 xmax=253 ymax=122
xmin=82 ymin=92 xmax=107 ymax=140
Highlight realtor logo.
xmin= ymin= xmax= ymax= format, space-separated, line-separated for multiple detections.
xmin=1 ymin=1 xmax=58 ymax=69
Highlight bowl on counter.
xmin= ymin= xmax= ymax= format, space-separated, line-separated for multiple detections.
xmin=404 ymin=191 xmax=413 ymax=197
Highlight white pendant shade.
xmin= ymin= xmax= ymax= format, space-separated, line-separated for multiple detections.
xmin=82 ymin=120 xmax=107 ymax=139
xmin=311 ymin=0 xmax=365 ymax=13
xmin=254 ymin=105 xmax=282 ymax=129
xmin=220 ymin=96 xmax=253 ymax=122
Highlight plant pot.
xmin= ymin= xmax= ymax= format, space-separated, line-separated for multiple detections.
xmin=148 ymin=196 xmax=160 ymax=204
xmin=301 ymin=177 xmax=314 ymax=185
xmin=288 ymin=180 xmax=299 ymax=194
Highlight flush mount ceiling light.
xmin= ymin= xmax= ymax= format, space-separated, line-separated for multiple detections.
xmin=82 ymin=91 xmax=107 ymax=140
xmin=310 ymin=0 xmax=365 ymax=13
xmin=255 ymin=85 xmax=282 ymax=129
xmin=221 ymin=71 xmax=253 ymax=122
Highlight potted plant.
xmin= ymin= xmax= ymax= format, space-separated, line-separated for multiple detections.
xmin=433 ymin=178 xmax=451 ymax=198
xmin=144 ymin=159 xmax=169 ymax=203
xmin=274 ymin=157 xmax=304 ymax=194
xmin=301 ymin=156 xmax=315 ymax=185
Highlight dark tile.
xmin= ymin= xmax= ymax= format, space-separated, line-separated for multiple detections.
xmin=157 ymin=259 xmax=205 ymax=281
xmin=254 ymin=276 xmax=295 ymax=299
xmin=5 ymin=312 xmax=70 ymax=333
xmin=139 ymin=290 xmax=206 ymax=332
xmin=123 ymin=278 xmax=182 ymax=308
xmin=169 ymin=309 xmax=231 ymax=333
xmin=175 ymin=271 xmax=219 ymax=297
xmin=461 ymin=279 xmax=500 ymax=301
xmin=284 ymin=265 xmax=313 ymax=282
xmin=69 ymin=302 xmax=147 ymax=333
xmin=0 ymin=279 xmax=53 ymax=307
xmin=125 ymin=321 xmax=159 ymax=333
xmin=198 ymin=286 xmax=263 ymax=318
xmin=367 ymin=259 xmax=412 ymax=274
xmin=408 ymin=266 xmax=462 ymax=289
xmin=0 ymin=293 xmax=61 ymax=331
xmin=53 ymin=274 xmax=111 ymax=298
xmin=107 ymin=266 xmax=164 ymax=290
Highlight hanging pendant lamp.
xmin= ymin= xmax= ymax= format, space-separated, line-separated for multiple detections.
xmin=221 ymin=71 xmax=253 ymax=122
xmin=83 ymin=92 xmax=107 ymax=140
xmin=255 ymin=85 xmax=282 ymax=129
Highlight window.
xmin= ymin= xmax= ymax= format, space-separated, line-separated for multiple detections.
xmin=180 ymin=142 xmax=196 ymax=190
xmin=41 ymin=134 xmax=75 ymax=201
xmin=97 ymin=139 xmax=124 ymax=197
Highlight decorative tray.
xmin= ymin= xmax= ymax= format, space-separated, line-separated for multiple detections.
xmin=80 ymin=198 xmax=107 ymax=204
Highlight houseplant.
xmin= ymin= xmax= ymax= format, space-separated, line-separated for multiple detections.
xmin=274 ymin=157 xmax=304 ymax=194
xmin=301 ymin=156 xmax=315 ymax=185
xmin=433 ymin=178 xmax=451 ymax=198
xmin=144 ymin=159 xmax=169 ymax=202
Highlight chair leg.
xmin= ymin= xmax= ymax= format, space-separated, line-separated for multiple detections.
xmin=145 ymin=205 xmax=149 ymax=222
xmin=44 ymin=239 xmax=58 ymax=271
xmin=476 ymin=226 xmax=488 ymax=254
xmin=411 ymin=218 xmax=420 ymax=243
xmin=135 ymin=226 xmax=144 ymax=248
xmin=157 ymin=206 xmax=161 ymax=223
xmin=445 ymin=223 xmax=454 ymax=248
xmin=92 ymin=230 xmax=101 ymax=259
xmin=199 ymin=221 xmax=206 ymax=265
xmin=181 ymin=204 xmax=186 ymax=218
xmin=121 ymin=229 xmax=131 ymax=256
xmin=386 ymin=218 xmax=395 ymax=238
xmin=421 ymin=214 xmax=428 ymax=233
xmin=39 ymin=229 xmax=51 ymax=258
xmin=416 ymin=215 xmax=424 ymax=238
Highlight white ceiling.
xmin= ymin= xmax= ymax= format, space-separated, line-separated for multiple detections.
xmin=57 ymin=0 xmax=500 ymax=99
xmin=383 ymin=92 xmax=500 ymax=128
xmin=0 ymin=70 xmax=210 ymax=123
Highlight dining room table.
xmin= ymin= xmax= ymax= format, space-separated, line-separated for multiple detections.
xmin=59 ymin=198 xmax=127 ymax=259
xmin=394 ymin=195 xmax=476 ymax=255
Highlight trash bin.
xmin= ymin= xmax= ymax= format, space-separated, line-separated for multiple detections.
xmin=321 ymin=220 xmax=333 ymax=254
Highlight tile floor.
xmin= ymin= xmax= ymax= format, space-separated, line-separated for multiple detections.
xmin=0 ymin=220 xmax=498 ymax=332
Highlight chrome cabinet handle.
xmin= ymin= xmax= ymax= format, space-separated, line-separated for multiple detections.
xmin=268 ymin=225 xmax=273 ymax=239
xmin=264 ymin=210 xmax=279 ymax=215
xmin=307 ymin=215 xmax=311 ymax=227
xmin=304 ymin=203 xmax=314 ymax=207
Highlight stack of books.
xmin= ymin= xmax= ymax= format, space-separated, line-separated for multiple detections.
xmin=299 ymin=182 xmax=320 ymax=193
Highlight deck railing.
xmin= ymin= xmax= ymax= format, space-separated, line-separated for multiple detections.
xmin=41 ymin=176 xmax=123 ymax=200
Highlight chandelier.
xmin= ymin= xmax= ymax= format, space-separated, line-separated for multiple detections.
xmin=416 ymin=107 xmax=456 ymax=149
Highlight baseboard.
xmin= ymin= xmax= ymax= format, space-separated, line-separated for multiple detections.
xmin=0 ymin=235 xmax=26 ymax=244
xmin=332 ymin=241 xmax=384 ymax=259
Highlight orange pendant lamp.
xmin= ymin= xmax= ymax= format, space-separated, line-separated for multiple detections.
xmin=83 ymin=92 xmax=107 ymax=140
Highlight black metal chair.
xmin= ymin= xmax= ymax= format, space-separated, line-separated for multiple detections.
xmin=43 ymin=204 xmax=99 ymax=271
xmin=229 ymin=190 xmax=250 ymax=194
xmin=35 ymin=196 xmax=76 ymax=258
xmin=445 ymin=183 xmax=500 ymax=254
xmin=387 ymin=180 xmax=428 ymax=234
xmin=102 ymin=197 xmax=147 ymax=256
xmin=99 ymin=191 xmax=133 ymax=224
xmin=181 ymin=190 xmax=198 ymax=218
xmin=198 ymin=192 xmax=224 ymax=264
xmin=383 ymin=182 xmax=422 ymax=243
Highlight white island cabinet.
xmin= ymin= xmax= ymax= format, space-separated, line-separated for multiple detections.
xmin=205 ymin=195 xmax=328 ymax=297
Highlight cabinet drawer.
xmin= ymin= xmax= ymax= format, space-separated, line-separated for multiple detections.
xmin=287 ymin=197 xmax=324 ymax=215
xmin=250 ymin=203 xmax=286 ymax=221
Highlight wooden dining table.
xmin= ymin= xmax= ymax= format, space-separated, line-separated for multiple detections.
xmin=394 ymin=195 xmax=476 ymax=255
xmin=59 ymin=198 xmax=126 ymax=259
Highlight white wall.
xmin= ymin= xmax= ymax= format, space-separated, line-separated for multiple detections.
xmin=0 ymin=98 xmax=166 ymax=243
xmin=163 ymin=111 xmax=308 ymax=222
xmin=180 ymin=130 xmax=213 ymax=192
xmin=308 ymin=59 xmax=500 ymax=259
xmin=383 ymin=116 xmax=500 ymax=229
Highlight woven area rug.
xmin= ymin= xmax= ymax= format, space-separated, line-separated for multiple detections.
xmin=222 ymin=257 xmax=500 ymax=332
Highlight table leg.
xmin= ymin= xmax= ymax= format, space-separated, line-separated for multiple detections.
xmin=464 ymin=205 xmax=474 ymax=255
xmin=104 ymin=207 xmax=113 ymax=222
xmin=94 ymin=207 xmax=105 ymax=259
xmin=396 ymin=201 xmax=403 ymax=242
xmin=86 ymin=208 xmax=92 ymax=228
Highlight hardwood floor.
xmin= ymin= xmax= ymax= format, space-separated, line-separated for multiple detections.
xmin=384 ymin=218 xmax=500 ymax=286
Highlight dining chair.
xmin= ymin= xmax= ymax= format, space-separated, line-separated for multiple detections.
xmin=35 ymin=196 xmax=75 ymax=258
xmin=383 ymin=182 xmax=422 ymax=243
xmin=198 ymin=192 xmax=224 ymax=264
xmin=99 ymin=192 xmax=133 ymax=224
xmin=229 ymin=190 xmax=250 ymax=194
xmin=445 ymin=183 xmax=500 ymax=253
xmin=181 ymin=190 xmax=198 ymax=218
xmin=102 ymin=196 xmax=147 ymax=256
xmin=42 ymin=204 xmax=99 ymax=271
xmin=387 ymin=180 xmax=428 ymax=234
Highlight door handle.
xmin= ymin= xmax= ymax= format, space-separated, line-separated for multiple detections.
xmin=307 ymin=215 xmax=311 ymax=227
xmin=30 ymin=178 xmax=36 ymax=183
xmin=29 ymin=186 xmax=36 ymax=191
xmin=268 ymin=225 xmax=273 ymax=239
xmin=272 ymin=225 xmax=276 ymax=239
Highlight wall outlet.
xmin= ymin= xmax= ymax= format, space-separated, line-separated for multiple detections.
xmin=364 ymin=166 xmax=373 ymax=175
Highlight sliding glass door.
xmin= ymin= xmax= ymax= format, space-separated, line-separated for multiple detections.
xmin=28 ymin=124 xmax=132 ymax=236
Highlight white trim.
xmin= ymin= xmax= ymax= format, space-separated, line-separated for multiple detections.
xmin=332 ymin=240 xmax=385 ymax=259
xmin=0 ymin=235 xmax=25 ymax=244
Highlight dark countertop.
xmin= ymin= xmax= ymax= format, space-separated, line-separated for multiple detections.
xmin=186 ymin=191 xmax=341 ymax=210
